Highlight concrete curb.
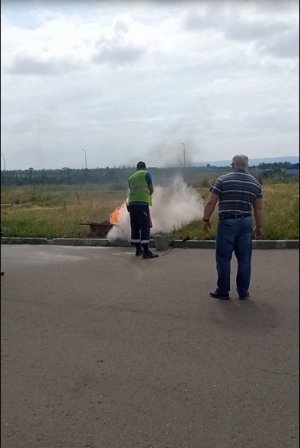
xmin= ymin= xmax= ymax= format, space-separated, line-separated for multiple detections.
xmin=1 ymin=237 xmax=299 ymax=249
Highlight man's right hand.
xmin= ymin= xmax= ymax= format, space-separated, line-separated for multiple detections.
xmin=202 ymin=220 xmax=211 ymax=232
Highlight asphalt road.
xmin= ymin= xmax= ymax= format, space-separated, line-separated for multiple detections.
xmin=1 ymin=245 xmax=299 ymax=448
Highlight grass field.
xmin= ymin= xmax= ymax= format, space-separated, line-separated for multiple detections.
xmin=1 ymin=181 xmax=299 ymax=240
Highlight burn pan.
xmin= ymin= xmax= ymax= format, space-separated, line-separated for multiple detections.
xmin=80 ymin=221 xmax=114 ymax=237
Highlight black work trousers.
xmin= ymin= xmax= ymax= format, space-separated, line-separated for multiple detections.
xmin=129 ymin=204 xmax=150 ymax=244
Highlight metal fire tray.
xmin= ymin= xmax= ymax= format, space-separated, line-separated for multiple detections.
xmin=79 ymin=221 xmax=113 ymax=237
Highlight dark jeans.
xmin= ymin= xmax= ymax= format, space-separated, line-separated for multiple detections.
xmin=215 ymin=216 xmax=253 ymax=296
xmin=128 ymin=204 xmax=150 ymax=244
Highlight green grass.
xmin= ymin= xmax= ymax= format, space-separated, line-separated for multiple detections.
xmin=1 ymin=182 xmax=299 ymax=240
xmin=261 ymin=183 xmax=299 ymax=239
xmin=170 ymin=182 xmax=299 ymax=240
xmin=1 ymin=184 xmax=125 ymax=238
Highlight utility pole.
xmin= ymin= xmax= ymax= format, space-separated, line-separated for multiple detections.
xmin=181 ymin=142 xmax=186 ymax=168
xmin=1 ymin=153 xmax=6 ymax=185
xmin=81 ymin=148 xmax=87 ymax=170
xmin=1 ymin=153 xmax=6 ymax=171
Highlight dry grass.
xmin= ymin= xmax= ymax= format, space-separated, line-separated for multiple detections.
xmin=1 ymin=181 xmax=299 ymax=240
xmin=1 ymin=184 xmax=125 ymax=238
xmin=170 ymin=182 xmax=299 ymax=240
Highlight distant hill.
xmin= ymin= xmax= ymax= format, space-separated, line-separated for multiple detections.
xmin=196 ymin=156 xmax=299 ymax=167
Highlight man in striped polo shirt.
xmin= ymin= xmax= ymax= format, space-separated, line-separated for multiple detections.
xmin=202 ymin=154 xmax=263 ymax=300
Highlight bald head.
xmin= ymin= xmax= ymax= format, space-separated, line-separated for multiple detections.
xmin=231 ymin=154 xmax=249 ymax=171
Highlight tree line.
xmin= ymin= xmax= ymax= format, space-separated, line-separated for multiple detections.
xmin=0 ymin=162 xmax=296 ymax=186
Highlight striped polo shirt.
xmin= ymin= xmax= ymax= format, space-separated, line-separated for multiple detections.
xmin=210 ymin=170 xmax=262 ymax=217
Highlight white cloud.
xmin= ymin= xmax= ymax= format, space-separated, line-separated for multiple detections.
xmin=1 ymin=0 xmax=299 ymax=169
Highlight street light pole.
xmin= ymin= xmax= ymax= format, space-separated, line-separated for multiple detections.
xmin=1 ymin=153 xmax=6 ymax=171
xmin=181 ymin=142 xmax=186 ymax=168
xmin=81 ymin=148 xmax=87 ymax=170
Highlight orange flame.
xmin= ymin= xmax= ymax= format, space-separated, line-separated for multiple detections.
xmin=109 ymin=204 xmax=123 ymax=225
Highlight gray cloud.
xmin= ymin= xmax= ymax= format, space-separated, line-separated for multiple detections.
xmin=92 ymin=30 xmax=146 ymax=66
xmin=92 ymin=15 xmax=147 ymax=66
xmin=224 ymin=20 xmax=291 ymax=41
xmin=92 ymin=39 xmax=146 ymax=65
xmin=255 ymin=29 xmax=299 ymax=58
xmin=6 ymin=52 xmax=83 ymax=75
xmin=182 ymin=3 xmax=298 ymax=59
xmin=182 ymin=4 xmax=223 ymax=31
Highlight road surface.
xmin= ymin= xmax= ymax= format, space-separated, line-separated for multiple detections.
xmin=1 ymin=245 xmax=299 ymax=448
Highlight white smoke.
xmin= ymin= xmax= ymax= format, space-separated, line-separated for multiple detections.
xmin=107 ymin=203 xmax=130 ymax=240
xmin=151 ymin=176 xmax=204 ymax=233
xmin=107 ymin=175 xmax=204 ymax=241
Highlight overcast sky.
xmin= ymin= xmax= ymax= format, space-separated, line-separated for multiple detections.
xmin=1 ymin=0 xmax=299 ymax=170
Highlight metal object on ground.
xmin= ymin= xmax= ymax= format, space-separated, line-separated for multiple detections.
xmin=161 ymin=236 xmax=190 ymax=256
xmin=79 ymin=221 xmax=113 ymax=237
xmin=153 ymin=234 xmax=169 ymax=251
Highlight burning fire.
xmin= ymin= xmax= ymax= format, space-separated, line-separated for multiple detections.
xmin=109 ymin=204 xmax=124 ymax=225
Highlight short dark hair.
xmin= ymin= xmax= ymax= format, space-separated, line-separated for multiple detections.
xmin=136 ymin=161 xmax=146 ymax=170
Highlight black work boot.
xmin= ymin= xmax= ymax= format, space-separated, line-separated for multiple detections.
xmin=209 ymin=289 xmax=230 ymax=300
xmin=142 ymin=243 xmax=158 ymax=259
xmin=133 ymin=243 xmax=143 ymax=256
xmin=135 ymin=246 xmax=143 ymax=256
xmin=143 ymin=250 xmax=159 ymax=259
